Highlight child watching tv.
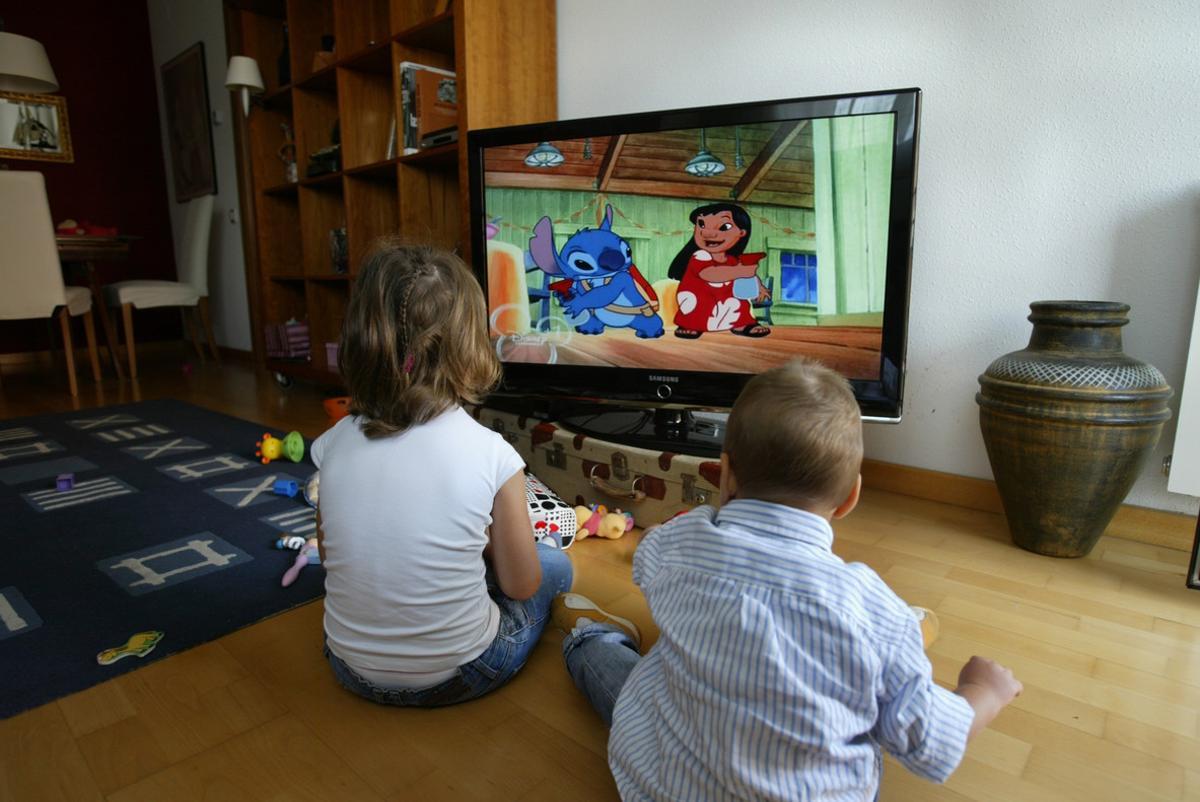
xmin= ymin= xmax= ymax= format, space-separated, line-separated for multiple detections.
xmin=552 ymin=357 xmax=1021 ymax=799
xmin=312 ymin=240 xmax=572 ymax=706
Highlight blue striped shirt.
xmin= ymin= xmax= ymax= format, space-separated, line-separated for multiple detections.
xmin=609 ymin=500 xmax=974 ymax=801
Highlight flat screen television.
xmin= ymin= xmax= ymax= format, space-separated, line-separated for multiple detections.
xmin=467 ymin=88 xmax=920 ymax=455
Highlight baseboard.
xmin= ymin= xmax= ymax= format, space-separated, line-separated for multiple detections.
xmin=862 ymin=459 xmax=1196 ymax=553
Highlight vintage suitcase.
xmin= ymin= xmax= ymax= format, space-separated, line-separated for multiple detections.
xmin=474 ymin=406 xmax=723 ymax=529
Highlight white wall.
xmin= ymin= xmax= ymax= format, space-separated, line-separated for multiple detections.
xmin=558 ymin=0 xmax=1200 ymax=515
xmin=146 ymin=0 xmax=252 ymax=352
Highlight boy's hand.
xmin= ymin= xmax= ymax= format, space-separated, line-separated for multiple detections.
xmin=954 ymin=656 xmax=1022 ymax=740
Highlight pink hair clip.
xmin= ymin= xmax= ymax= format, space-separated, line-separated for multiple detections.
xmin=403 ymin=354 xmax=415 ymax=374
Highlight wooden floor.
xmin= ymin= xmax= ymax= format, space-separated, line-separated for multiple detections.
xmin=1 ymin=346 xmax=1198 ymax=802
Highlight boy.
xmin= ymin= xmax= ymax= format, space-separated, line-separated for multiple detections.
xmin=552 ymin=357 xmax=1021 ymax=800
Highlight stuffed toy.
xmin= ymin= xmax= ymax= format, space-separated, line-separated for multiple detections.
xmin=573 ymin=504 xmax=634 ymax=540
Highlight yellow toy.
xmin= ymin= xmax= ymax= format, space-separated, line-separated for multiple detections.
xmin=573 ymin=504 xmax=635 ymax=540
xmin=255 ymin=431 xmax=305 ymax=464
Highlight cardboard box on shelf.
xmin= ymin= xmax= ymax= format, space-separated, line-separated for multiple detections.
xmin=398 ymin=62 xmax=457 ymax=155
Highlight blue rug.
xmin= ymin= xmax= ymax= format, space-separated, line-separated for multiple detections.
xmin=0 ymin=399 xmax=323 ymax=720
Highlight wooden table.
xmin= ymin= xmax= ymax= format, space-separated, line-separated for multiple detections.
xmin=56 ymin=235 xmax=137 ymax=379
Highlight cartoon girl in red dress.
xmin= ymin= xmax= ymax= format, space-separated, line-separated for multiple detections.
xmin=668 ymin=203 xmax=770 ymax=338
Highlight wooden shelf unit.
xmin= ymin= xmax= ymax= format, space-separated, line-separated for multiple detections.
xmin=225 ymin=0 xmax=557 ymax=384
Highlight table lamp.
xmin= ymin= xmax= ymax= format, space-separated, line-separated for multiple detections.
xmin=0 ymin=30 xmax=59 ymax=93
xmin=225 ymin=56 xmax=264 ymax=117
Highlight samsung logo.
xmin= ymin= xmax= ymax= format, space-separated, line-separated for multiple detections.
xmin=648 ymin=375 xmax=679 ymax=383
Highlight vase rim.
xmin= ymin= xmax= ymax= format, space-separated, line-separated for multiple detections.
xmin=1028 ymin=300 xmax=1130 ymax=312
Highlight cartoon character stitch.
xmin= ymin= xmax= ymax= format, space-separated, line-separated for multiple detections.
xmin=528 ymin=204 xmax=665 ymax=338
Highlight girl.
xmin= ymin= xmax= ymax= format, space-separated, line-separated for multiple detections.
xmin=667 ymin=202 xmax=770 ymax=339
xmin=312 ymin=240 xmax=573 ymax=706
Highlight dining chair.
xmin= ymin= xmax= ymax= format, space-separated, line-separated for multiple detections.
xmin=0 ymin=171 xmax=102 ymax=397
xmin=104 ymin=194 xmax=216 ymax=379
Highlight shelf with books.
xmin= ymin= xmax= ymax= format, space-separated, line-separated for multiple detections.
xmin=227 ymin=0 xmax=556 ymax=382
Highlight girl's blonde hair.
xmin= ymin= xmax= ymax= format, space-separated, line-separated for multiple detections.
xmin=340 ymin=240 xmax=501 ymax=438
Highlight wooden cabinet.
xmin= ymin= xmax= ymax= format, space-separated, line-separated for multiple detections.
xmin=225 ymin=0 xmax=556 ymax=384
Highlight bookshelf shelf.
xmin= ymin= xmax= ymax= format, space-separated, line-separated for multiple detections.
xmin=227 ymin=0 xmax=557 ymax=384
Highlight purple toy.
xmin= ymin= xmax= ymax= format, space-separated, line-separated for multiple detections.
xmin=55 ymin=473 xmax=75 ymax=492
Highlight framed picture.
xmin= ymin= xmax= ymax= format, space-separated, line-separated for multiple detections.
xmin=161 ymin=42 xmax=217 ymax=201
xmin=0 ymin=91 xmax=73 ymax=163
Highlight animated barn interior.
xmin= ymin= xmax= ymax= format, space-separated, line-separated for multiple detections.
xmin=483 ymin=115 xmax=894 ymax=379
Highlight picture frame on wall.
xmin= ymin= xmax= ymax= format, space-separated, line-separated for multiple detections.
xmin=0 ymin=92 xmax=73 ymax=163
xmin=161 ymin=42 xmax=217 ymax=202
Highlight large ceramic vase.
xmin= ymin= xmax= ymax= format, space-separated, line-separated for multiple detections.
xmin=976 ymin=301 xmax=1172 ymax=557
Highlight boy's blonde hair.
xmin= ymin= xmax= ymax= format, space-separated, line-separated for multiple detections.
xmin=724 ymin=357 xmax=863 ymax=509
xmin=340 ymin=240 xmax=500 ymax=438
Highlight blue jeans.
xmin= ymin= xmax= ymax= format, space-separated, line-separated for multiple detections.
xmin=325 ymin=543 xmax=573 ymax=707
xmin=562 ymin=621 xmax=641 ymax=725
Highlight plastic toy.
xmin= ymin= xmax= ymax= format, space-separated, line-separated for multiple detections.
xmin=323 ymin=396 xmax=351 ymax=422
xmin=55 ymin=473 xmax=75 ymax=492
xmin=278 ymin=536 xmax=320 ymax=586
xmin=273 ymin=479 xmax=300 ymax=498
xmin=97 ymin=630 xmax=164 ymax=665
xmin=255 ymin=431 xmax=305 ymax=464
xmin=525 ymin=472 xmax=577 ymax=549
xmin=573 ymin=504 xmax=634 ymax=540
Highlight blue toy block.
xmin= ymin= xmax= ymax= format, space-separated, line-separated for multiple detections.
xmin=273 ymin=479 xmax=300 ymax=498
xmin=55 ymin=473 xmax=75 ymax=492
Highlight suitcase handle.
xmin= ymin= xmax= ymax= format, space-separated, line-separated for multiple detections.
xmin=589 ymin=465 xmax=647 ymax=501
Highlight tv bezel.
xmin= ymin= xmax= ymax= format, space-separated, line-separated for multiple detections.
xmin=467 ymin=87 xmax=920 ymax=421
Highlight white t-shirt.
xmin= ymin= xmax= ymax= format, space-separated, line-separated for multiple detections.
xmin=311 ymin=406 xmax=525 ymax=688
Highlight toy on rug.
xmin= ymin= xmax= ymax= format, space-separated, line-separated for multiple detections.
xmin=97 ymin=630 xmax=164 ymax=666
xmin=574 ymin=504 xmax=634 ymax=540
xmin=277 ymin=535 xmax=320 ymax=586
xmin=55 ymin=473 xmax=75 ymax=492
xmin=255 ymin=431 xmax=305 ymax=464
xmin=302 ymin=472 xmax=319 ymax=509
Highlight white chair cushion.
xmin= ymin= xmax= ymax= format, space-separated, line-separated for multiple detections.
xmin=107 ymin=280 xmax=201 ymax=310
xmin=64 ymin=285 xmax=93 ymax=317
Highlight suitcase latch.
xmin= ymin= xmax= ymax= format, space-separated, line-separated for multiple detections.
xmin=611 ymin=452 xmax=630 ymax=481
xmin=682 ymin=474 xmax=710 ymax=506
xmin=491 ymin=418 xmax=518 ymax=445
xmin=546 ymin=442 xmax=567 ymax=469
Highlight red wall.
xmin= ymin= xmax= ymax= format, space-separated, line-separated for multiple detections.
xmin=2 ymin=2 xmax=178 ymax=354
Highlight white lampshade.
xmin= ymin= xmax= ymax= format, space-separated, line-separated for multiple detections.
xmin=0 ymin=32 xmax=59 ymax=93
xmin=225 ymin=55 xmax=264 ymax=116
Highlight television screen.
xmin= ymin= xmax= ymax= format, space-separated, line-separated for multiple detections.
xmin=467 ymin=88 xmax=919 ymax=423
